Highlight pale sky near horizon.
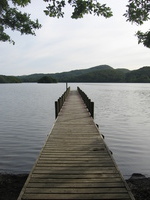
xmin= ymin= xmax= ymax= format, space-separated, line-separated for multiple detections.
xmin=0 ymin=0 xmax=149 ymax=76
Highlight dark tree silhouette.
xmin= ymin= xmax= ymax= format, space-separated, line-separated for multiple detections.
xmin=0 ymin=0 xmax=149 ymax=47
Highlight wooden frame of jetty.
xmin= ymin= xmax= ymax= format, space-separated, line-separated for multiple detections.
xmin=18 ymin=87 xmax=135 ymax=200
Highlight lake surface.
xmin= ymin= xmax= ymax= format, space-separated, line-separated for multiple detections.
xmin=0 ymin=83 xmax=150 ymax=178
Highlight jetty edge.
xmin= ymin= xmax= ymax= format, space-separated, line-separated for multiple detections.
xmin=17 ymin=87 xmax=135 ymax=200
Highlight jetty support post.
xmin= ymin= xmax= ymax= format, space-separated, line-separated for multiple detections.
xmin=66 ymin=82 xmax=68 ymax=90
xmin=55 ymin=87 xmax=70 ymax=119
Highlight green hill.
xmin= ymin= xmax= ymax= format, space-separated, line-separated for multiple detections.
xmin=51 ymin=65 xmax=113 ymax=82
xmin=18 ymin=73 xmax=45 ymax=82
xmin=2 ymin=65 xmax=150 ymax=83
xmin=0 ymin=75 xmax=21 ymax=83
xmin=126 ymin=66 xmax=150 ymax=83
xmin=17 ymin=65 xmax=150 ymax=83
xmin=116 ymin=68 xmax=130 ymax=73
xmin=18 ymin=65 xmax=113 ymax=82
xmin=67 ymin=69 xmax=126 ymax=82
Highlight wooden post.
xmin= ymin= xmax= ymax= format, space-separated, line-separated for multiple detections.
xmin=66 ymin=82 xmax=68 ymax=90
xmin=55 ymin=101 xmax=58 ymax=119
xmin=88 ymin=99 xmax=91 ymax=113
xmin=58 ymin=98 xmax=61 ymax=112
xmin=91 ymin=102 xmax=94 ymax=118
xmin=54 ymin=87 xmax=70 ymax=119
xmin=60 ymin=97 xmax=63 ymax=110
xmin=62 ymin=94 xmax=65 ymax=105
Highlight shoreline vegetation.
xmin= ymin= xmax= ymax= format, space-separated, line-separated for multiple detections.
xmin=0 ymin=173 xmax=149 ymax=200
xmin=1 ymin=65 xmax=150 ymax=84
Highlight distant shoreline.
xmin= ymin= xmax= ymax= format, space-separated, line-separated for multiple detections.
xmin=0 ymin=173 xmax=149 ymax=200
xmin=1 ymin=65 xmax=150 ymax=83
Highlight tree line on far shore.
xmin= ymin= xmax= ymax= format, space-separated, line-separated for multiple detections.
xmin=1 ymin=65 xmax=150 ymax=83
xmin=0 ymin=75 xmax=21 ymax=83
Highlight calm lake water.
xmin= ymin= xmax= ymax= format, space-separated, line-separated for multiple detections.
xmin=0 ymin=83 xmax=150 ymax=178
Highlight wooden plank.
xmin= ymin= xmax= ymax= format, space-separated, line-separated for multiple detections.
xmin=33 ymin=166 xmax=117 ymax=171
xmin=22 ymin=193 xmax=131 ymax=200
xmin=29 ymin=177 xmax=123 ymax=183
xmin=32 ymin=170 xmax=118 ymax=174
xmin=40 ymin=149 xmax=108 ymax=153
xmin=25 ymin=187 xmax=128 ymax=194
xmin=31 ymin=174 xmax=122 ymax=179
xmin=38 ymin=157 xmax=112 ymax=161
xmin=37 ymin=161 xmax=114 ymax=165
xmin=43 ymin=146 xmax=106 ymax=150
xmin=39 ymin=154 xmax=110 ymax=157
xmin=27 ymin=182 xmax=125 ymax=187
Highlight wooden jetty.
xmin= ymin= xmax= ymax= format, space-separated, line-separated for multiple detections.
xmin=18 ymin=88 xmax=135 ymax=200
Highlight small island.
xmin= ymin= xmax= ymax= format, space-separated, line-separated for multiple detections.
xmin=37 ymin=76 xmax=57 ymax=83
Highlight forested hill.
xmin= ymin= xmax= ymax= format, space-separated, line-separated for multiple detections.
xmin=19 ymin=65 xmax=114 ymax=82
xmin=125 ymin=67 xmax=150 ymax=83
xmin=18 ymin=65 xmax=131 ymax=83
xmin=1 ymin=65 xmax=150 ymax=83
xmin=18 ymin=65 xmax=150 ymax=83
xmin=0 ymin=75 xmax=21 ymax=83
xmin=66 ymin=66 xmax=150 ymax=83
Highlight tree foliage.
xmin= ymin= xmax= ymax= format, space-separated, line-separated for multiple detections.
xmin=17 ymin=65 xmax=150 ymax=83
xmin=125 ymin=66 xmax=150 ymax=83
xmin=0 ymin=0 xmax=41 ymax=44
xmin=136 ymin=30 xmax=150 ymax=48
xmin=0 ymin=75 xmax=21 ymax=83
xmin=0 ymin=0 xmax=150 ymax=47
xmin=66 ymin=69 xmax=126 ymax=83
xmin=124 ymin=0 xmax=150 ymax=48
xmin=43 ymin=0 xmax=113 ymax=19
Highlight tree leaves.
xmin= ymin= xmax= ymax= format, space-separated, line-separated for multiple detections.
xmin=124 ymin=0 xmax=150 ymax=25
xmin=43 ymin=0 xmax=113 ymax=19
xmin=44 ymin=0 xmax=65 ymax=18
xmin=124 ymin=0 xmax=150 ymax=48
xmin=136 ymin=30 xmax=150 ymax=48
xmin=11 ymin=0 xmax=31 ymax=7
xmin=0 ymin=0 xmax=41 ymax=44
xmin=0 ymin=25 xmax=14 ymax=44
xmin=70 ymin=0 xmax=113 ymax=19
xmin=0 ymin=0 xmax=150 ymax=47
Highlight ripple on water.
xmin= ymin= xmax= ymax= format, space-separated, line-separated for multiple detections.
xmin=0 ymin=83 xmax=150 ymax=177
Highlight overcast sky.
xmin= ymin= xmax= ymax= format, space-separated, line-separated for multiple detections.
xmin=0 ymin=0 xmax=149 ymax=76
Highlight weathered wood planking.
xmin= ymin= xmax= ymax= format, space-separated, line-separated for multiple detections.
xmin=17 ymin=90 xmax=135 ymax=200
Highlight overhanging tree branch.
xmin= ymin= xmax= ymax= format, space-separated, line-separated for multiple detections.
xmin=124 ymin=0 xmax=150 ymax=48
xmin=0 ymin=0 xmax=150 ymax=47
xmin=0 ymin=0 xmax=41 ymax=44
xmin=136 ymin=30 xmax=150 ymax=48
